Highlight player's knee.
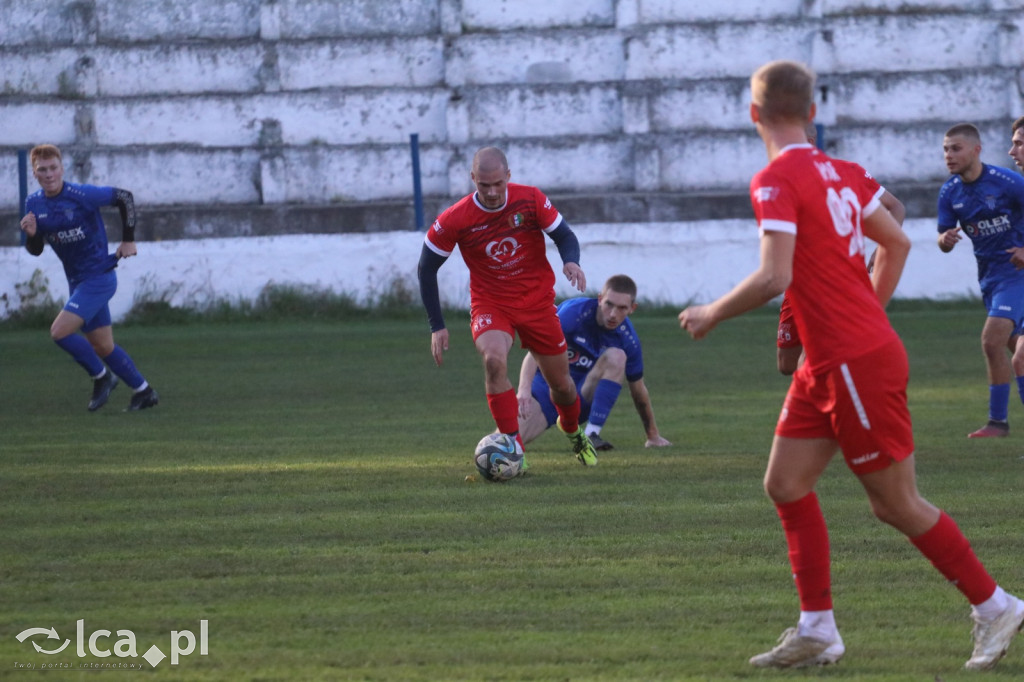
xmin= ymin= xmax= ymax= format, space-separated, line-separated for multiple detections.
xmin=596 ymin=348 xmax=627 ymax=378
xmin=481 ymin=353 xmax=508 ymax=382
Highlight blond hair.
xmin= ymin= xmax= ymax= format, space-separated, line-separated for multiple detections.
xmin=750 ymin=60 xmax=815 ymax=125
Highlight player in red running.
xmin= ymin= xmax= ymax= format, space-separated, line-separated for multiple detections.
xmin=680 ymin=60 xmax=1023 ymax=671
xmin=417 ymin=146 xmax=599 ymax=469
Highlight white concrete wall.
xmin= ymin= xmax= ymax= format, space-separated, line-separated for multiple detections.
xmin=1 ymin=0 xmax=1022 ymax=214
xmin=0 ymin=218 xmax=980 ymax=321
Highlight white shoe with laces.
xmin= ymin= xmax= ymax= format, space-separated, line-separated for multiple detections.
xmin=749 ymin=627 xmax=845 ymax=668
xmin=965 ymin=595 xmax=1024 ymax=670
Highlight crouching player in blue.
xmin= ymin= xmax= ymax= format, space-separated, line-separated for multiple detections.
xmin=516 ymin=274 xmax=671 ymax=450
xmin=20 ymin=144 xmax=159 ymax=412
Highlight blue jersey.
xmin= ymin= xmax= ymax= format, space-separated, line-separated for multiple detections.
xmin=937 ymin=164 xmax=1024 ymax=291
xmin=557 ymin=297 xmax=644 ymax=382
xmin=26 ymin=182 xmax=120 ymax=287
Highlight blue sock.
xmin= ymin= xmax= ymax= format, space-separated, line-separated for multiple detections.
xmin=103 ymin=345 xmax=147 ymax=391
xmin=1017 ymin=376 xmax=1024 ymax=406
xmin=989 ymin=383 xmax=1010 ymax=422
xmin=587 ymin=379 xmax=623 ymax=431
xmin=54 ymin=335 xmax=105 ymax=377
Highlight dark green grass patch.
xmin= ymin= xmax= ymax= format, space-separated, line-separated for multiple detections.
xmin=1 ymin=302 xmax=1022 ymax=680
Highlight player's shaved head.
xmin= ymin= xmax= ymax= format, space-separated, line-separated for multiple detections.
xmin=473 ymin=147 xmax=509 ymax=175
xmin=751 ymin=60 xmax=815 ymax=125
xmin=603 ymin=274 xmax=638 ymax=302
xmin=945 ymin=122 xmax=981 ymax=143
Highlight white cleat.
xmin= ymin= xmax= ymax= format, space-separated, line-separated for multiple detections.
xmin=965 ymin=596 xmax=1024 ymax=670
xmin=749 ymin=627 xmax=845 ymax=668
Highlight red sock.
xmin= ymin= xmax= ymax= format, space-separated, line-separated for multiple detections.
xmin=486 ymin=389 xmax=519 ymax=435
xmin=910 ymin=511 xmax=996 ymax=605
xmin=777 ymin=492 xmax=832 ymax=612
xmin=554 ymin=394 xmax=581 ymax=433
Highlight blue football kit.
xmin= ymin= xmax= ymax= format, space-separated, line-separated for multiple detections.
xmin=26 ymin=182 xmax=122 ymax=288
xmin=937 ymin=164 xmax=1024 ymax=323
xmin=530 ymin=297 xmax=645 ymax=427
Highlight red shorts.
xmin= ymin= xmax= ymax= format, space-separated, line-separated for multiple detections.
xmin=469 ymin=302 xmax=567 ymax=356
xmin=777 ymin=295 xmax=800 ymax=349
xmin=776 ymin=339 xmax=914 ymax=476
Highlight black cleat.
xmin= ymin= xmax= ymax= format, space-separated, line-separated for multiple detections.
xmin=88 ymin=373 xmax=119 ymax=412
xmin=128 ymin=386 xmax=159 ymax=411
xmin=588 ymin=433 xmax=615 ymax=451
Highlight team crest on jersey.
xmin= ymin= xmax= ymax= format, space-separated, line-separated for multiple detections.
xmin=986 ymin=195 xmax=997 ymax=210
xmin=485 ymin=236 xmax=521 ymax=262
xmin=472 ymin=314 xmax=493 ymax=334
xmin=508 ymin=212 xmax=525 ymax=229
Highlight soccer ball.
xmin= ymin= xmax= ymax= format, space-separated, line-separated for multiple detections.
xmin=473 ymin=433 xmax=523 ymax=482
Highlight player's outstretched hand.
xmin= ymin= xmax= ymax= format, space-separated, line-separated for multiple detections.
xmin=679 ymin=305 xmax=716 ymax=340
xmin=645 ymin=435 xmax=672 ymax=448
xmin=116 ymin=242 xmax=138 ymax=259
xmin=563 ymin=263 xmax=586 ymax=292
xmin=517 ymin=393 xmax=533 ymax=420
xmin=430 ymin=328 xmax=449 ymax=367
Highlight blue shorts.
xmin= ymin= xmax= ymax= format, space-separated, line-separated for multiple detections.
xmin=531 ymin=371 xmax=592 ymax=427
xmin=65 ymin=271 xmax=116 ymax=333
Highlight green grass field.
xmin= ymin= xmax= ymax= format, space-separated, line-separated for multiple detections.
xmin=2 ymin=302 xmax=1023 ymax=680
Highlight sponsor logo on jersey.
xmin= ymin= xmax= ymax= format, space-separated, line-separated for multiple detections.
xmin=964 ymin=214 xmax=1011 ymax=238
xmin=485 ymin=236 xmax=521 ymax=262
xmin=470 ymin=224 xmax=490 ymax=232
xmin=543 ymin=197 xmax=552 ymax=210
xmin=432 ymin=220 xmax=443 ymax=234
xmin=755 ymin=187 xmax=779 ymax=202
xmin=51 ymin=226 xmax=87 ymax=245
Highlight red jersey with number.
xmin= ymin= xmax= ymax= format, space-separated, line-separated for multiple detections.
xmin=751 ymin=144 xmax=897 ymax=373
xmin=424 ymin=183 xmax=563 ymax=310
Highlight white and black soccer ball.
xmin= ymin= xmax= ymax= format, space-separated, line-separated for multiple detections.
xmin=473 ymin=433 xmax=523 ymax=482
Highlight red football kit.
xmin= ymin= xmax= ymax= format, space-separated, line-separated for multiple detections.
xmin=752 ymin=144 xmax=912 ymax=474
xmin=424 ymin=183 xmax=567 ymax=355
xmin=775 ymin=161 xmax=885 ymax=351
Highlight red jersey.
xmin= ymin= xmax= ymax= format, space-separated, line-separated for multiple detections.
xmin=424 ymin=183 xmax=562 ymax=311
xmin=751 ymin=144 xmax=897 ymax=372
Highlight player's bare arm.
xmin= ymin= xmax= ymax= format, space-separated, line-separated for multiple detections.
xmin=680 ymin=230 xmax=794 ymax=339
xmin=937 ymin=226 xmax=961 ymax=252
xmin=628 ymin=378 xmax=671 ymax=447
xmin=516 ymin=353 xmax=540 ymax=419
xmin=862 ymin=206 xmax=909 ymax=306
